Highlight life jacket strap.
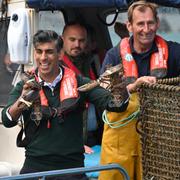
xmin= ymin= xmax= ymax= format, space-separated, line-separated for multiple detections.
xmin=41 ymin=106 xmax=65 ymax=123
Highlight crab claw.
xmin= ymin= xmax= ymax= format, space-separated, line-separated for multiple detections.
xmin=78 ymin=80 xmax=100 ymax=92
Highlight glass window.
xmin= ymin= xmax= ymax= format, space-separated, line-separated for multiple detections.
xmin=157 ymin=7 xmax=180 ymax=43
xmin=107 ymin=12 xmax=127 ymax=46
xmin=39 ymin=10 xmax=65 ymax=35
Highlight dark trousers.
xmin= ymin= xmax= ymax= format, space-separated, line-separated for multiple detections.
xmin=20 ymin=166 xmax=89 ymax=180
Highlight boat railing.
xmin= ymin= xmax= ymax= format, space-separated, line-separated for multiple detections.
xmin=0 ymin=163 xmax=130 ymax=180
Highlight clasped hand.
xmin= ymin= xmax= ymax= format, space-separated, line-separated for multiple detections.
xmin=18 ymin=76 xmax=41 ymax=110
xmin=127 ymin=76 xmax=157 ymax=93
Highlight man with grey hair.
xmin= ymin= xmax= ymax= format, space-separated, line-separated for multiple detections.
xmin=99 ymin=1 xmax=180 ymax=180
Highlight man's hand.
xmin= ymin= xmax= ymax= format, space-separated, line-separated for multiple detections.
xmin=18 ymin=76 xmax=41 ymax=110
xmin=127 ymin=76 xmax=157 ymax=93
xmin=84 ymin=145 xmax=94 ymax=154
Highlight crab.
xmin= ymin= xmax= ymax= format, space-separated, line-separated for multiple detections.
xmin=18 ymin=72 xmax=43 ymax=125
xmin=78 ymin=64 xmax=124 ymax=92
xmin=78 ymin=64 xmax=129 ymax=107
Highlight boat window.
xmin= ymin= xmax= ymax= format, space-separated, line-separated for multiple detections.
xmin=107 ymin=7 xmax=180 ymax=47
xmin=157 ymin=7 xmax=180 ymax=43
xmin=107 ymin=12 xmax=127 ymax=46
xmin=39 ymin=10 xmax=65 ymax=35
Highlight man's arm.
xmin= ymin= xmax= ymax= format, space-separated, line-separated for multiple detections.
xmin=77 ymin=72 xmax=129 ymax=113
xmin=2 ymin=78 xmax=40 ymax=127
xmin=100 ymin=46 xmax=120 ymax=74
xmin=1 ymin=81 xmax=24 ymax=127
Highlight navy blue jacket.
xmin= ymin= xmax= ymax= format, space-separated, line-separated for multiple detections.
xmin=101 ymin=36 xmax=180 ymax=77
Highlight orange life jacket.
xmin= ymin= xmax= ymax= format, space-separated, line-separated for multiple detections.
xmin=38 ymin=66 xmax=78 ymax=105
xmin=34 ymin=66 xmax=79 ymax=128
xmin=62 ymin=54 xmax=96 ymax=80
xmin=120 ymin=35 xmax=168 ymax=82
xmin=62 ymin=54 xmax=97 ymax=109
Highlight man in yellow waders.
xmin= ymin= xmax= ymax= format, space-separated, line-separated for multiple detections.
xmin=100 ymin=77 xmax=158 ymax=180
xmin=99 ymin=93 xmax=141 ymax=180
xmin=98 ymin=0 xmax=177 ymax=179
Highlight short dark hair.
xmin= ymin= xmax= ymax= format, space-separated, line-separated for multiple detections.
xmin=62 ymin=21 xmax=87 ymax=35
xmin=33 ymin=30 xmax=63 ymax=52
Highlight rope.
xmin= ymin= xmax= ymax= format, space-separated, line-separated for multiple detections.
xmin=157 ymin=77 xmax=180 ymax=85
xmin=142 ymin=77 xmax=180 ymax=92
xmin=102 ymin=108 xmax=140 ymax=128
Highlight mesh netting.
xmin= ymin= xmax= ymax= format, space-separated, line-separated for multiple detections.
xmin=138 ymin=77 xmax=180 ymax=180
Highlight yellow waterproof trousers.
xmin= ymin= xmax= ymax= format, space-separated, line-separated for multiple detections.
xmin=99 ymin=93 xmax=142 ymax=180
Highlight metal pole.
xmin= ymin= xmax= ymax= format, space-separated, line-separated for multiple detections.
xmin=0 ymin=163 xmax=130 ymax=180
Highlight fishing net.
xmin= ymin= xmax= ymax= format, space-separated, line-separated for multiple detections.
xmin=137 ymin=77 xmax=180 ymax=180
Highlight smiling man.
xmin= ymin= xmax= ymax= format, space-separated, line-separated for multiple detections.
xmin=99 ymin=1 xmax=180 ymax=180
xmin=1 ymin=30 xmax=129 ymax=180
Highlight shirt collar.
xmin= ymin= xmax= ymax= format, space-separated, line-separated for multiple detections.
xmin=38 ymin=67 xmax=63 ymax=89
xmin=129 ymin=36 xmax=158 ymax=55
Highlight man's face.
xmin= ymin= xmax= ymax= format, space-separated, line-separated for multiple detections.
xmin=62 ymin=25 xmax=88 ymax=57
xmin=34 ymin=41 xmax=59 ymax=78
xmin=127 ymin=7 xmax=159 ymax=52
